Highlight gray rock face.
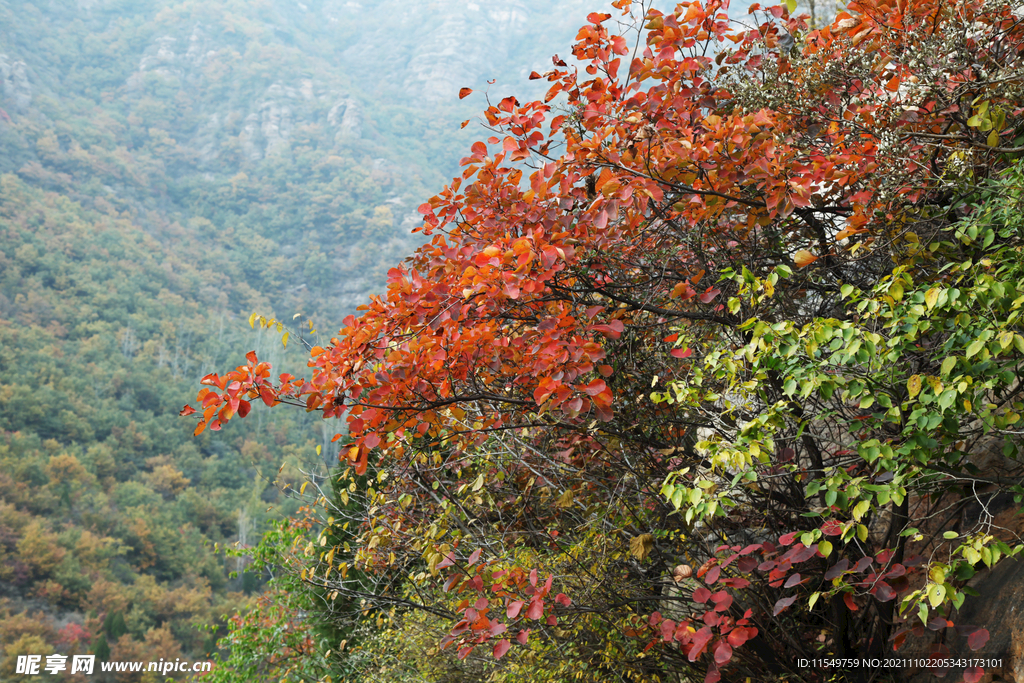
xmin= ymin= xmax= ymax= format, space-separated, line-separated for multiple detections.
xmin=327 ymin=97 xmax=362 ymax=140
xmin=127 ymin=24 xmax=209 ymax=88
xmin=0 ymin=54 xmax=31 ymax=112
xmin=334 ymin=0 xmax=593 ymax=103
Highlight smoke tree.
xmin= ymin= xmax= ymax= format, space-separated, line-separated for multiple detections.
xmin=185 ymin=0 xmax=1024 ymax=680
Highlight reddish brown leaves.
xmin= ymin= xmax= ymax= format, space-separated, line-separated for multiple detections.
xmin=967 ymin=628 xmax=990 ymax=651
xmin=459 ymin=87 xmax=473 ymax=99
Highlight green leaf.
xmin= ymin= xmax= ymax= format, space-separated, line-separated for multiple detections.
xmin=966 ymin=339 xmax=985 ymax=358
xmin=940 ymin=356 xmax=957 ymax=376
xmin=928 ymin=583 xmax=946 ymax=608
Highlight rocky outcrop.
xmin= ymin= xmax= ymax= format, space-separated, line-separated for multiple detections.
xmin=241 ymin=85 xmax=296 ymax=160
xmin=126 ymin=24 xmax=209 ymax=88
xmin=335 ymin=0 xmax=591 ymax=103
xmin=327 ymin=97 xmax=362 ymax=140
xmin=0 ymin=54 xmax=31 ymax=113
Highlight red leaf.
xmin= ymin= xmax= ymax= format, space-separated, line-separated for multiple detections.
xmin=555 ymin=593 xmax=572 ymax=607
xmin=516 ymin=630 xmax=529 ymax=645
xmin=714 ymin=640 xmax=733 ymax=664
xmin=711 ymin=591 xmax=733 ymax=612
xmin=784 ymin=573 xmax=802 ymax=588
xmin=459 ymin=87 xmax=473 ymax=99
xmin=779 ymin=531 xmax=798 ymax=546
xmin=493 ymin=639 xmax=511 ymax=659
xmin=669 ymin=347 xmax=693 ymax=359
xmin=773 ymin=596 xmax=796 ymax=615
xmin=258 ymin=385 xmax=276 ymax=407
xmin=843 ymin=592 xmax=859 ymax=612
xmin=507 ymin=600 xmax=524 ymax=618
xmin=246 ymin=350 xmax=258 ymax=363
xmin=704 ymin=565 xmax=721 ymax=585
xmin=527 ymin=598 xmax=544 ymax=620
xmin=964 ymin=666 xmax=984 ymax=683
xmin=467 ymin=548 xmax=482 ymax=566
xmin=237 ymin=399 xmax=251 ymax=418
xmin=967 ymin=628 xmax=990 ymax=651
xmin=688 ymin=627 xmax=713 ymax=662
xmin=179 ymin=405 xmax=197 ymax=416
xmin=581 ymin=378 xmax=607 ymax=396
xmin=693 ymin=587 xmax=711 ymax=604
xmin=593 ymin=319 xmax=625 ymax=339
xmin=727 ymin=626 xmax=755 ymax=647
xmin=699 ymin=288 xmax=721 ymax=304
xmin=457 ymin=645 xmax=473 ymax=660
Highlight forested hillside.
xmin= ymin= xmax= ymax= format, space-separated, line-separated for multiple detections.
xmin=0 ymin=0 xmax=595 ymax=678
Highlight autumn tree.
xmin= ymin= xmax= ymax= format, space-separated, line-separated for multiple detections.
xmin=187 ymin=0 xmax=1024 ymax=680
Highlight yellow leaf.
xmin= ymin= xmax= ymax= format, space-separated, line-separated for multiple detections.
xmin=248 ymin=312 xmax=257 ymax=329
xmin=818 ymin=540 xmax=833 ymax=558
xmin=907 ymin=375 xmax=922 ymax=398
xmin=924 ymin=287 xmax=939 ymax=310
xmin=629 ymin=534 xmax=654 ymax=561
xmin=282 ymin=331 xmax=290 ymax=347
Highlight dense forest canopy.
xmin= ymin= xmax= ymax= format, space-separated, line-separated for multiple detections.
xmin=0 ymin=0 xmax=598 ymax=679
xmin=191 ymin=0 xmax=1024 ymax=682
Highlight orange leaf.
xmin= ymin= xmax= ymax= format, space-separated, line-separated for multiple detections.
xmin=885 ymin=75 xmax=901 ymax=92
xmin=459 ymin=87 xmax=473 ymax=100
xmin=793 ymin=250 xmax=818 ymax=268
xmin=179 ymin=405 xmax=197 ymax=417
